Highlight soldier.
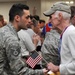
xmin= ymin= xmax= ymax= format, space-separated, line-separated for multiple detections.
xmin=0 ymin=14 xmax=4 ymax=27
xmin=41 ymin=29 xmax=60 ymax=68
xmin=0 ymin=3 xmax=47 ymax=75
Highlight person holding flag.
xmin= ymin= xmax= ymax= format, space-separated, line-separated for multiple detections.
xmin=43 ymin=1 xmax=75 ymax=75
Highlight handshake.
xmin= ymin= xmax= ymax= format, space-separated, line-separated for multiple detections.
xmin=42 ymin=62 xmax=60 ymax=75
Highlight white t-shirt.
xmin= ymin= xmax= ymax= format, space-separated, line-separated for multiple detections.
xmin=26 ymin=28 xmax=41 ymax=46
xmin=18 ymin=29 xmax=35 ymax=56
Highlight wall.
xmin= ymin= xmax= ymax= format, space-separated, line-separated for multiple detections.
xmin=0 ymin=1 xmax=26 ymax=22
xmin=27 ymin=0 xmax=41 ymax=16
xmin=41 ymin=0 xmax=60 ymax=22
xmin=40 ymin=0 xmax=75 ymax=22
xmin=0 ymin=0 xmax=75 ymax=23
xmin=0 ymin=0 xmax=41 ymax=22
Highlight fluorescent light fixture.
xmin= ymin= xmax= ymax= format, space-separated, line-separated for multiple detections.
xmin=70 ymin=1 xmax=74 ymax=4
xmin=66 ymin=1 xmax=69 ymax=4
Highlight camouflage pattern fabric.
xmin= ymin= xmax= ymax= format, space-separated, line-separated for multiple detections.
xmin=0 ymin=23 xmax=44 ymax=75
xmin=41 ymin=30 xmax=60 ymax=68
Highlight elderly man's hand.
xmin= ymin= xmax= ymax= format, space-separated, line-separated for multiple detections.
xmin=47 ymin=62 xmax=59 ymax=73
xmin=43 ymin=68 xmax=48 ymax=75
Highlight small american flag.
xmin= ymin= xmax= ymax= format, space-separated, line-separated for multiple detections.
xmin=26 ymin=51 xmax=42 ymax=68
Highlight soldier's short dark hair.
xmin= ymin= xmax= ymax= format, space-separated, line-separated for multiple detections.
xmin=9 ymin=3 xmax=29 ymax=22
xmin=70 ymin=6 xmax=75 ymax=19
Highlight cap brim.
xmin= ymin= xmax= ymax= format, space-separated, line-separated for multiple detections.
xmin=43 ymin=8 xmax=54 ymax=17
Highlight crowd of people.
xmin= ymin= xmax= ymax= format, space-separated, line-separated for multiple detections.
xmin=0 ymin=1 xmax=75 ymax=75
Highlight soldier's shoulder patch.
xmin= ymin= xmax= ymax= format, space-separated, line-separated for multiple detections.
xmin=11 ymin=49 xmax=20 ymax=56
xmin=9 ymin=43 xmax=21 ymax=57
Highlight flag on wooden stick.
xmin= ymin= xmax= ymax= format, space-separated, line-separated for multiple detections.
xmin=26 ymin=51 xmax=42 ymax=68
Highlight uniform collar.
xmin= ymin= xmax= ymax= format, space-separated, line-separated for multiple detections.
xmin=7 ymin=23 xmax=20 ymax=40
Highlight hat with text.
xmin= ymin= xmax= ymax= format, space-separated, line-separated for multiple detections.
xmin=43 ymin=2 xmax=71 ymax=16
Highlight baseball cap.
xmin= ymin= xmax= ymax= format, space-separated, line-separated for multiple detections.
xmin=43 ymin=2 xmax=71 ymax=16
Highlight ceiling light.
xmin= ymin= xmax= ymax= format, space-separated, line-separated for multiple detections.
xmin=66 ymin=1 xmax=69 ymax=4
xmin=70 ymin=1 xmax=74 ymax=4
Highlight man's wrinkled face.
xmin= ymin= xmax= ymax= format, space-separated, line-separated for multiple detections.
xmin=49 ymin=13 xmax=60 ymax=29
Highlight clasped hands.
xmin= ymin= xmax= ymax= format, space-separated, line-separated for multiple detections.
xmin=43 ymin=62 xmax=59 ymax=75
xmin=47 ymin=62 xmax=59 ymax=73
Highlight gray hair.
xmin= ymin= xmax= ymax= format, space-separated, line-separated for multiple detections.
xmin=55 ymin=11 xmax=71 ymax=20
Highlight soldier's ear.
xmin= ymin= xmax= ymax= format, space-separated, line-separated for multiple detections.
xmin=14 ymin=15 xmax=20 ymax=22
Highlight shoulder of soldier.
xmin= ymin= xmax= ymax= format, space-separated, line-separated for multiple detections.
xmin=0 ymin=25 xmax=9 ymax=40
xmin=0 ymin=25 xmax=18 ymax=42
xmin=47 ymin=30 xmax=60 ymax=39
xmin=0 ymin=25 xmax=9 ymax=34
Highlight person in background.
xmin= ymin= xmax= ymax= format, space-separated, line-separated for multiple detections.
xmin=26 ymin=17 xmax=44 ymax=70
xmin=38 ymin=19 xmax=46 ymax=44
xmin=43 ymin=2 xmax=75 ymax=75
xmin=41 ymin=11 xmax=61 ymax=68
xmin=38 ymin=19 xmax=45 ymax=31
xmin=33 ymin=15 xmax=40 ymax=21
xmin=18 ymin=14 xmax=36 ymax=58
xmin=41 ymin=29 xmax=60 ymax=68
xmin=42 ymin=18 xmax=52 ymax=38
xmin=26 ymin=15 xmax=41 ymax=46
xmin=70 ymin=6 xmax=75 ymax=26
xmin=0 ymin=14 xmax=5 ymax=27
xmin=0 ymin=3 xmax=47 ymax=75
xmin=18 ymin=29 xmax=36 ymax=58
xmin=4 ymin=20 xmax=8 ymax=26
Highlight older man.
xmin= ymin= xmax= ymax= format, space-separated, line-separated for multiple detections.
xmin=43 ymin=2 xmax=75 ymax=75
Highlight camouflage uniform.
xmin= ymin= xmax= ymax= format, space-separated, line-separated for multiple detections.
xmin=41 ymin=30 xmax=60 ymax=67
xmin=0 ymin=23 xmax=44 ymax=75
